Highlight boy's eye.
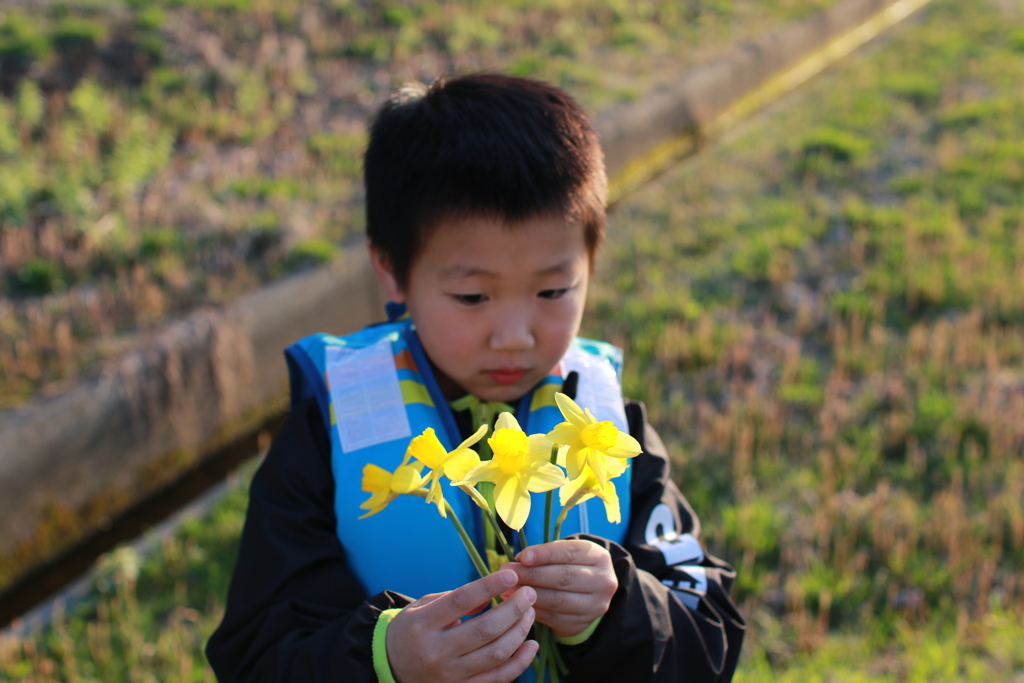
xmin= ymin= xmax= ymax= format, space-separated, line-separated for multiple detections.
xmin=452 ymin=293 xmax=486 ymax=305
xmin=538 ymin=288 xmax=569 ymax=300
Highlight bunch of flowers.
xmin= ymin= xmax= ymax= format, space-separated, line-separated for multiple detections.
xmin=360 ymin=392 xmax=641 ymax=682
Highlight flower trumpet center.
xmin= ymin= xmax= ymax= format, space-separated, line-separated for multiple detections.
xmin=581 ymin=421 xmax=618 ymax=451
xmin=489 ymin=428 xmax=529 ymax=475
xmin=390 ymin=464 xmax=424 ymax=494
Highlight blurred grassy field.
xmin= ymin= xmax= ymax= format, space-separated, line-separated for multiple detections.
xmin=590 ymin=0 xmax=1024 ymax=677
xmin=0 ymin=0 xmax=837 ymax=410
xmin=6 ymin=0 xmax=1024 ymax=680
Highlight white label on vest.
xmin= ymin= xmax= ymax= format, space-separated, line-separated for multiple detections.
xmin=326 ymin=338 xmax=411 ymax=453
xmin=561 ymin=347 xmax=628 ymax=432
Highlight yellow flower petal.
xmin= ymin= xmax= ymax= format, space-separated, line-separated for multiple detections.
xmin=555 ymin=445 xmax=568 ymax=467
xmin=362 ymin=463 xmax=392 ymax=493
xmin=604 ymin=431 xmax=642 ymax=459
xmin=558 ymin=466 xmax=621 ymax=524
xmin=494 ymin=475 xmax=531 ymax=530
xmin=358 ymin=488 xmax=396 ymax=519
xmin=580 ymin=420 xmax=620 ymax=451
xmin=489 ymin=428 xmax=530 ymax=474
xmin=425 ymin=478 xmax=448 ymax=518
xmin=407 ymin=428 xmax=449 ymax=469
xmin=443 ymin=448 xmax=482 ymax=482
xmin=526 ymin=433 xmax=554 ymax=463
xmin=457 ymin=483 xmax=491 ymax=512
xmin=452 ymin=460 xmax=502 ymax=487
xmin=565 ymin=445 xmax=589 ymax=481
xmin=358 ymin=501 xmax=391 ymax=519
xmin=602 ymin=480 xmax=621 ymax=524
xmin=559 ymin=471 xmax=591 ymax=506
xmin=590 ymin=448 xmax=609 ymax=487
xmin=401 ymin=424 xmax=492 ymax=520
xmin=549 ymin=394 xmax=640 ymax=489
xmin=524 ymin=462 xmax=567 ymax=492
xmin=456 ymin=424 xmax=489 ymax=451
xmin=360 ymin=464 xmax=402 ymax=518
xmin=605 ymin=455 xmax=629 ymax=479
xmin=494 ymin=412 xmax=521 ymax=431
xmin=487 ymin=548 xmax=510 ymax=573
xmin=546 ymin=421 xmax=582 ymax=446
xmin=360 ymin=490 xmax=390 ymax=511
xmin=554 ymin=392 xmax=589 ymax=428
xmin=391 ymin=464 xmax=426 ymax=493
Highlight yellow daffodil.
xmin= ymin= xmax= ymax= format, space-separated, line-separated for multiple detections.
xmin=559 ymin=458 xmax=626 ymax=524
xmin=453 ymin=413 xmax=566 ymax=530
xmin=359 ymin=459 xmax=427 ymax=519
xmin=406 ymin=425 xmax=488 ymax=517
xmin=546 ymin=392 xmax=641 ymax=487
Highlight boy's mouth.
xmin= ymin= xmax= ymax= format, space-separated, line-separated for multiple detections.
xmin=485 ymin=367 xmax=528 ymax=385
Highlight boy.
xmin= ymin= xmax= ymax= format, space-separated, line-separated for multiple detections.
xmin=207 ymin=74 xmax=744 ymax=682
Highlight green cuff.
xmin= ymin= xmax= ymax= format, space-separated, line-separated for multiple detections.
xmin=372 ymin=608 xmax=403 ymax=683
xmin=554 ymin=616 xmax=602 ymax=646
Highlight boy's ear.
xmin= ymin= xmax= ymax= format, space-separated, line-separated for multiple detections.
xmin=368 ymin=243 xmax=406 ymax=304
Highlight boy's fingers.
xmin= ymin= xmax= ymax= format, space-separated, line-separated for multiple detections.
xmin=467 ymin=600 xmax=492 ymax=617
xmin=505 ymin=563 xmax=604 ymax=593
xmin=408 ymin=591 xmax=444 ymax=608
xmin=458 ymin=606 xmax=536 ymax=674
xmin=515 ymin=540 xmax=605 ymax=567
xmin=529 ymin=586 xmax=595 ymax=615
xmin=452 ymin=585 xmax=537 ymax=653
xmin=430 ymin=569 xmax=520 ymax=624
xmin=466 ymin=639 xmax=539 ymax=683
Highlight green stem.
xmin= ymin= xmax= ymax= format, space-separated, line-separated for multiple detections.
xmin=518 ymin=528 xmax=529 ymax=552
xmin=552 ymin=635 xmax=569 ymax=676
xmin=444 ymin=500 xmax=489 ymax=580
xmin=544 ymin=446 xmax=559 ymax=544
xmin=543 ymin=492 xmax=553 ymax=545
xmin=481 ymin=504 xmax=518 ymax=562
xmin=533 ymin=625 xmax=555 ymax=682
xmin=553 ymin=488 xmax=591 ymax=541
xmin=544 ymin=628 xmax=561 ymax=683
xmin=532 ymin=627 xmax=546 ymax=676
xmin=459 ymin=484 xmax=490 ymax=512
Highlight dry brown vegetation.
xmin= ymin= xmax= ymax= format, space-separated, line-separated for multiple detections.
xmin=586 ymin=0 xmax=1024 ymax=675
xmin=0 ymin=0 xmax=839 ymax=409
xmin=7 ymin=0 xmax=1024 ymax=680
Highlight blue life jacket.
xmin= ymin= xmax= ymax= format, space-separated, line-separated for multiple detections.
xmin=284 ymin=317 xmax=632 ymax=602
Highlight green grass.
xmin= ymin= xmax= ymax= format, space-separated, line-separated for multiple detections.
xmin=0 ymin=0 xmax=845 ymax=410
xmin=1 ymin=466 xmax=252 ymax=682
xmin=10 ymin=0 xmax=1024 ymax=680
xmin=736 ymin=610 xmax=1024 ymax=683
xmin=584 ymin=0 xmax=1024 ymax=675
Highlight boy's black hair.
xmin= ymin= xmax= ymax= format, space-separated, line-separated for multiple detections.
xmin=364 ymin=73 xmax=607 ymax=289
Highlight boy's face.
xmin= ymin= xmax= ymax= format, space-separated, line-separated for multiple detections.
xmin=372 ymin=213 xmax=590 ymax=403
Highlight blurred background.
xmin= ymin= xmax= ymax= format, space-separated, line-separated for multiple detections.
xmin=2 ymin=0 xmax=1024 ymax=680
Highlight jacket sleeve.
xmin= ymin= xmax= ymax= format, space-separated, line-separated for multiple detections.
xmin=559 ymin=401 xmax=746 ymax=682
xmin=205 ymin=397 xmax=413 ymax=682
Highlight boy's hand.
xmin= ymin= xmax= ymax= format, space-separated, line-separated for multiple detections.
xmin=504 ymin=540 xmax=618 ymax=639
xmin=386 ymin=569 xmax=539 ymax=683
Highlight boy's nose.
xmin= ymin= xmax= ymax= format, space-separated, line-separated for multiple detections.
xmin=489 ymin=312 xmax=535 ymax=351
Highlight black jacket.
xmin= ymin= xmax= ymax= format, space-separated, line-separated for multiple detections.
xmin=206 ymin=397 xmax=745 ymax=681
